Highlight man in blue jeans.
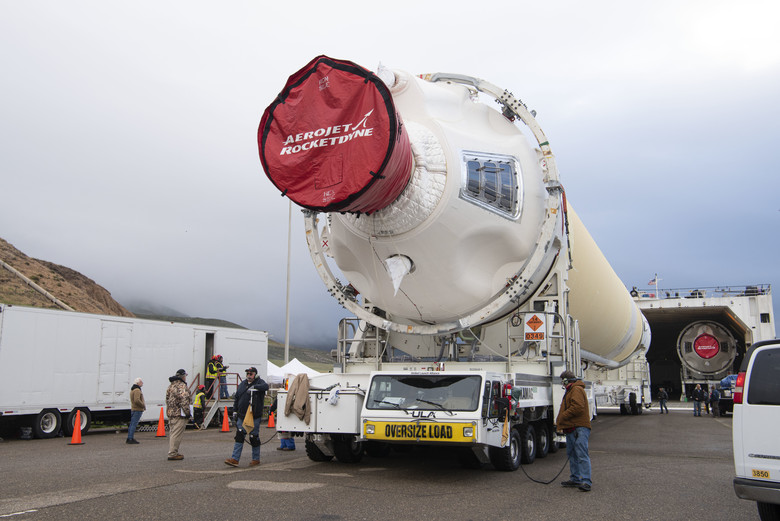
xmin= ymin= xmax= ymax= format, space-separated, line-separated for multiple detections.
xmin=691 ymin=384 xmax=705 ymax=416
xmin=225 ymin=367 xmax=269 ymax=467
xmin=126 ymin=377 xmax=145 ymax=444
xmin=555 ymin=370 xmax=592 ymax=492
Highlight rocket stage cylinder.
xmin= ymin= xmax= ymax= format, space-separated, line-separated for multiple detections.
xmin=259 ymin=56 xmax=648 ymax=365
xmin=676 ymin=321 xmax=737 ymax=376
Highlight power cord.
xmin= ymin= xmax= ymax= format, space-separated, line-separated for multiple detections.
xmin=519 ymin=452 xmax=570 ymax=484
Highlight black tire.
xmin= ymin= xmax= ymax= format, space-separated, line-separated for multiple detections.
xmin=757 ymin=501 xmax=780 ymax=521
xmin=534 ymin=423 xmax=549 ymax=459
xmin=63 ymin=408 xmax=92 ymax=436
xmin=304 ymin=439 xmax=334 ymax=462
xmin=457 ymin=447 xmax=482 ymax=469
xmin=548 ymin=424 xmax=560 ymax=453
xmin=489 ymin=428 xmax=520 ymax=471
xmin=520 ymin=424 xmax=536 ymax=464
xmin=619 ymin=404 xmax=629 ymax=415
xmin=33 ymin=409 xmax=61 ymax=439
xmin=365 ymin=441 xmax=391 ymax=458
xmin=629 ymin=393 xmax=639 ymax=415
xmin=333 ymin=436 xmax=364 ymax=463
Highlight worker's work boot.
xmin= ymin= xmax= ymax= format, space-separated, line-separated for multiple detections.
xmin=249 ymin=460 xmax=260 ymax=466
xmin=224 ymin=458 xmax=239 ymax=467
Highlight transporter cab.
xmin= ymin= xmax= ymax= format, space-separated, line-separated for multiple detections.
xmin=358 ymin=370 xmax=557 ymax=470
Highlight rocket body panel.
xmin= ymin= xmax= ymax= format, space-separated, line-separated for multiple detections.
xmin=328 ymin=71 xmax=554 ymax=323
xmin=566 ymin=206 xmax=647 ymax=363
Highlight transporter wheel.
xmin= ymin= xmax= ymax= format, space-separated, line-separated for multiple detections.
xmin=33 ymin=409 xmax=62 ymax=439
xmin=63 ymin=408 xmax=92 ymax=436
xmin=489 ymin=428 xmax=520 ymax=471
xmin=365 ymin=441 xmax=391 ymax=458
xmin=757 ymin=501 xmax=780 ymax=521
xmin=629 ymin=393 xmax=639 ymax=415
xmin=333 ymin=436 xmax=364 ymax=463
xmin=534 ymin=423 xmax=549 ymax=459
xmin=457 ymin=448 xmax=483 ymax=469
xmin=305 ymin=439 xmax=334 ymax=462
xmin=519 ymin=424 xmax=536 ymax=464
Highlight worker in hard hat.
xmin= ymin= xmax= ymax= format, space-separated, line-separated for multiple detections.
xmin=193 ymin=385 xmax=207 ymax=429
xmin=205 ymin=356 xmax=218 ymax=399
xmin=216 ymin=355 xmax=230 ymax=399
xmin=555 ymin=370 xmax=592 ymax=492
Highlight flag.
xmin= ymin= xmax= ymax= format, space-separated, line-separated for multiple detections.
xmin=648 ymin=275 xmax=658 ymax=285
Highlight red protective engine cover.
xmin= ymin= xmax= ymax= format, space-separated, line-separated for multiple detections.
xmin=258 ymin=56 xmax=413 ymax=213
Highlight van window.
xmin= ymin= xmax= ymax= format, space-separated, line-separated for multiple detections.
xmin=747 ymin=348 xmax=780 ymax=406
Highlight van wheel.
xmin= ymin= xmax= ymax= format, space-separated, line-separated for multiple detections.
xmin=534 ymin=423 xmax=549 ymax=459
xmin=63 ymin=408 xmax=92 ymax=436
xmin=757 ymin=501 xmax=780 ymax=520
xmin=333 ymin=436 xmax=363 ymax=463
xmin=489 ymin=428 xmax=520 ymax=471
xmin=629 ymin=393 xmax=639 ymax=415
xmin=33 ymin=409 xmax=61 ymax=439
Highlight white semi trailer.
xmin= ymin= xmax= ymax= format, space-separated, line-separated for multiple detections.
xmin=0 ymin=304 xmax=268 ymax=438
xmin=259 ymin=56 xmax=650 ymax=470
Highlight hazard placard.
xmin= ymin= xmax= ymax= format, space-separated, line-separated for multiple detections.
xmin=524 ymin=314 xmax=545 ymax=341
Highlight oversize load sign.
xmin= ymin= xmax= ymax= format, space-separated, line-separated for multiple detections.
xmin=365 ymin=422 xmax=474 ymax=442
xmin=524 ymin=314 xmax=545 ymax=341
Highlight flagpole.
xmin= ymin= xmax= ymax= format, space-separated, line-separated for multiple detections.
xmin=284 ymin=200 xmax=292 ymax=365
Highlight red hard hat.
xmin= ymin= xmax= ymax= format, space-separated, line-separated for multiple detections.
xmin=198 ymin=385 xmax=205 ymax=391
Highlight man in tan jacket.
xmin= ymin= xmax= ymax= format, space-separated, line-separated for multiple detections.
xmin=555 ymin=370 xmax=592 ymax=492
xmin=127 ymin=378 xmax=145 ymax=444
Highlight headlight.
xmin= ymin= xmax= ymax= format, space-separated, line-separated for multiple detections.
xmin=365 ymin=424 xmax=375 ymax=435
xmin=463 ymin=426 xmax=473 ymax=438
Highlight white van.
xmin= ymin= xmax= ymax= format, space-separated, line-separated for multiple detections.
xmin=733 ymin=340 xmax=780 ymax=520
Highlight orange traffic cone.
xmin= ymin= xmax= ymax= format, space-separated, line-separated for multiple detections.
xmin=267 ymin=412 xmax=275 ymax=428
xmin=221 ymin=406 xmax=230 ymax=432
xmin=68 ymin=410 xmax=84 ymax=445
xmin=156 ymin=407 xmax=167 ymax=437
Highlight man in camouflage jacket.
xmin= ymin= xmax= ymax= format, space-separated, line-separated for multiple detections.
xmin=166 ymin=369 xmax=191 ymax=460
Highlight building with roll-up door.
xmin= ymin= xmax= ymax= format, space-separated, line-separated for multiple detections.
xmin=635 ymin=285 xmax=774 ymax=401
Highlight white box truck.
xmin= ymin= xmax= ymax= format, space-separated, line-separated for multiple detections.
xmin=0 ymin=304 xmax=268 ymax=438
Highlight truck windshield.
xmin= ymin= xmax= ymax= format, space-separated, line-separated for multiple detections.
xmin=366 ymin=375 xmax=482 ymax=411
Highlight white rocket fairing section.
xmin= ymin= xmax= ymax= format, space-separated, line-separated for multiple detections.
xmin=259 ymin=56 xmax=649 ymax=366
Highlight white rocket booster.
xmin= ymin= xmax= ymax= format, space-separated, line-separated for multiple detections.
xmin=259 ymin=56 xmax=649 ymax=365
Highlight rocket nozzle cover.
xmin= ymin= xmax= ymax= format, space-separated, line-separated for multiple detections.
xmin=258 ymin=55 xmax=413 ymax=214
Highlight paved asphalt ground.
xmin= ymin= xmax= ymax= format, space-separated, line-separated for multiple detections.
xmin=0 ymin=405 xmax=759 ymax=520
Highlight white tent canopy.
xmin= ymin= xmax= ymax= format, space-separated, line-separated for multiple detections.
xmin=266 ymin=360 xmax=285 ymax=385
xmin=280 ymin=358 xmax=321 ymax=378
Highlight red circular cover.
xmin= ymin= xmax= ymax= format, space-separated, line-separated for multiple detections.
xmin=693 ymin=334 xmax=720 ymax=359
xmin=258 ymin=56 xmax=412 ymax=213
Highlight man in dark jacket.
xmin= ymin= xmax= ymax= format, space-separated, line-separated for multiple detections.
xmin=658 ymin=387 xmax=669 ymax=414
xmin=555 ymin=370 xmax=592 ymax=492
xmin=225 ymin=367 xmax=269 ymax=467
xmin=691 ymin=384 xmax=705 ymax=416
xmin=708 ymin=387 xmax=721 ymax=417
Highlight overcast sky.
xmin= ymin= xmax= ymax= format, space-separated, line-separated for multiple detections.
xmin=2 ymin=1 xmax=778 ymax=348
